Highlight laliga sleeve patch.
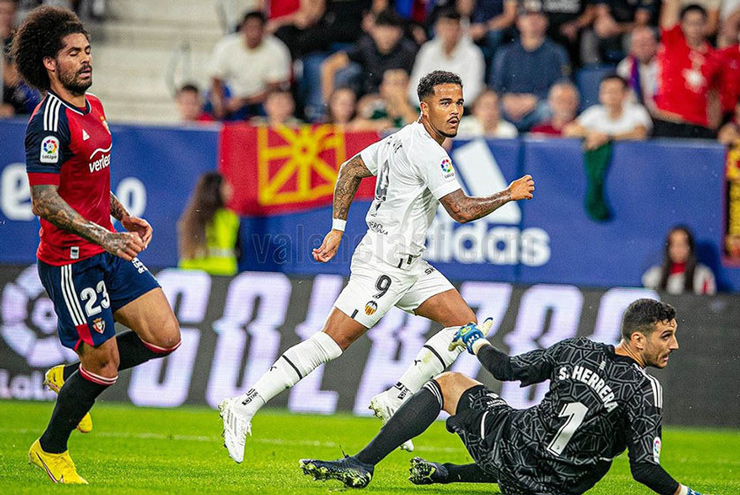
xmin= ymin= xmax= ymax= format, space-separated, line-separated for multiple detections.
xmin=440 ymin=158 xmax=454 ymax=178
xmin=40 ymin=136 xmax=60 ymax=164
xmin=652 ymin=436 xmax=661 ymax=463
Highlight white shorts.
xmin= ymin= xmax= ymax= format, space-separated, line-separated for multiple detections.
xmin=334 ymin=246 xmax=455 ymax=328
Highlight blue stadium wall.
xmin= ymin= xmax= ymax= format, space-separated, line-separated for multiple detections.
xmin=1 ymin=119 xmax=738 ymax=291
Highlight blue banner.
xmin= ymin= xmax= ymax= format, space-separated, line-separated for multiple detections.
xmin=0 ymin=119 xmax=219 ymax=268
xmin=519 ymin=139 xmax=728 ymax=287
xmin=2 ymin=118 xmax=739 ymax=291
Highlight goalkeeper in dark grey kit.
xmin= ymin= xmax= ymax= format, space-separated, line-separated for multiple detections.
xmin=300 ymin=299 xmax=711 ymax=495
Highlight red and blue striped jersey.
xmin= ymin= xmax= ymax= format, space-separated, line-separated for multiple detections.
xmin=25 ymin=90 xmax=114 ymax=266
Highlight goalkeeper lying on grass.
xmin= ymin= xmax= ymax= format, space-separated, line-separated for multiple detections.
xmin=301 ymin=298 xmax=713 ymax=495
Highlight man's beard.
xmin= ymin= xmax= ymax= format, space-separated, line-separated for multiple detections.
xmin=58 ymin=66 xmax=92 ymax=96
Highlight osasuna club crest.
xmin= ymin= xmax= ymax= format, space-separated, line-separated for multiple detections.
xmin=364 ymin=301 xmax=378 ymax=316
xmin=92 ymin=317 xmax=105 ymax=334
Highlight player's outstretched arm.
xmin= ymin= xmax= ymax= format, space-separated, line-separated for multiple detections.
xmin=111 ymin=191 xmax=153 ymax=247
xmin=312 ymin=154 xmax=373 ymax=263
xmin=440 ymin=175 xmax=534 ymax=224
xmin=31 ymin=185 xmax=145 ymax=261
xmin=449 ymin=320 xmax=554 ymax=385
xmin=631 ymin=461 xmax=710 ymax=495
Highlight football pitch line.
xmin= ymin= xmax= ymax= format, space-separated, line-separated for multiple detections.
xmin=0 ymin=427 xmax=464 ymax=454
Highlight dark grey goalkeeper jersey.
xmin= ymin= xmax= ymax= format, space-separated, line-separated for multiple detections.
xmin=481 ymin=337 xmax=664 ymax=495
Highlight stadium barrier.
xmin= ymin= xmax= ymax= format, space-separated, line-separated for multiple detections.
xmin=1 ymin=265 xmax=738 ymax=428
xmin=2 ymin=119 xmax=739 ymax=291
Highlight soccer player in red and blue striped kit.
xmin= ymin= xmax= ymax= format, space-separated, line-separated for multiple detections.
xmin=12 ymin=6 xmax=181 ymax=484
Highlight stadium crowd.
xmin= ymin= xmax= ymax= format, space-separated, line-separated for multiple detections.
xmin=1 ymin=0 xmax=740 ymax=144
xmin=191 ymin=0 xmax=739 ymax=143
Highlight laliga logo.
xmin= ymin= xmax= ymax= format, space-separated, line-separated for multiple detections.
xmin=426 ymin=139 xmax=551 ymax=266
xmin=1 ymin=266 xmax=76 ymax=367
xmin=42 ymin=138 xmax=58 ymax=154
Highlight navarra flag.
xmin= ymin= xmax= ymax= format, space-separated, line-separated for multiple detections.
xmin=219 ymin=124 xmax=379 ymax=215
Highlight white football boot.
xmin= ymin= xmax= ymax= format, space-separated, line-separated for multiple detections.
xmin=219 ymin=397 xmax=252 ymax=464
xmin=369 ymin=391 xmax=414 ymax=452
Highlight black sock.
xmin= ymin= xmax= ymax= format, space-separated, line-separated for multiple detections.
xmin=441 ymin=463 xmax=497 ymax=483
xmin=39 ymin=372 xmax=109 ymax=453
xmin=62 ymin=362 xmax=79 ymax=380
xmin=62 ymin=331 xmax=169 ymax=379
xmin=115 ymin=331 xmax=168 ymax=369
xmin=356 ymin=380 xmax=444 ymax=466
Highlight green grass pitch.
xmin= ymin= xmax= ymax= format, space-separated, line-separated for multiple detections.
xmin=0 ymin=400 xmax=738 ymax=494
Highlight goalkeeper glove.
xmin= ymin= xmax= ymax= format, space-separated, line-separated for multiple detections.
xmin=449 ymin=319 xmax=491 ymax=354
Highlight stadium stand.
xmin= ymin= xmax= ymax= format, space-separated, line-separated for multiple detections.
xmin=79 ymin=0 xmax=224 ymax=122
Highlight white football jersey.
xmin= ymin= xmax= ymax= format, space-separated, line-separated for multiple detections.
xmin=357 ymin=121 xmax=461 ymax=265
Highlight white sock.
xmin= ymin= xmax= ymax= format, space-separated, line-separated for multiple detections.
xmin=388 ymin=326 xmax=464 ymax=406
xmin=238 ymin=332 xmax=342 ymax=419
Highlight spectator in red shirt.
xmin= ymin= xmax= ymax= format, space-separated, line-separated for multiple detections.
xmin=175 ymin=84 xmax=215 ymax=123
xmin=653 ymin=0 xmax=723 ymax=139
xmin=530 ymin=81 xmax=580 ymax=136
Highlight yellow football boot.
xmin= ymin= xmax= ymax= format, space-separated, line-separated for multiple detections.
xmin=28 ymin=439 xmax=88 ymax=484
xmin=44 ymin=365 xmax=93 ymax=433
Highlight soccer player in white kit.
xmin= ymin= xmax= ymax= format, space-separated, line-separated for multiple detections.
xmin=219 ymin=70 xmax=535 ymax=464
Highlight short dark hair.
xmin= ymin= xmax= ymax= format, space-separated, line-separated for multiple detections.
xmin=177 ymin=83 xmax=200 ymax=95
xmin=11 ymin=6 xmax=89 ymax=91
xmin=375 ymin=8 xmax=405 ymax=28
xmin=436 ymin=7 xmax=461 ymax=22
xmin=417 ymin=70 xmax=462 ymax=101
xmin=620 ymin=299 xmax=676 ymax=341
xmin=680 ymin=3 xmax=708 ymax=20
xmin=240 ymin=10 xmax=266 ymax=28
xmin=601 ymin=73 xmax=628 ymax=89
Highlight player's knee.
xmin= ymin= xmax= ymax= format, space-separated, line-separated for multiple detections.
xmin=145 ymin=317 xmax=181 ymax=354
xmin=434 ymin=371 xmax=464 ymax=388
xmin=435 ymin=371 xmax=480 ymax=393
xmin=97 ymin=360 xmax=119 ymax=379
xmin=462 ymin=310 xmax=477 ymax=325
xmin=161 ymin=317 xmax=181 ymax=349
xmin=82 ymin=346 xmax=119 ymax=379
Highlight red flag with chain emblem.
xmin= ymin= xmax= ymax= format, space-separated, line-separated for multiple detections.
xmin=219 ymin=124 xmax=379 ymax=215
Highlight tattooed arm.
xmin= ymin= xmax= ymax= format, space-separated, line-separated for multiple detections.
xmin=312 ymin=154 xmax=373 ymax=263
xmin=440 ymin=175 xmax=535 ymax=224
xmin=110 ymin=191 xmax=130 ymax=221
xmin=332 ymin=153 xmax=374 ymax=221
xmin=110 ymin=191 xmax=153 ymax=247
xmin=111 ymin=191 xmax=153 ymax=247
xmin=31 ymin=185 xmax=145 ymax=261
